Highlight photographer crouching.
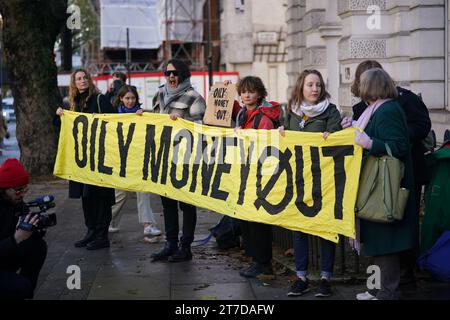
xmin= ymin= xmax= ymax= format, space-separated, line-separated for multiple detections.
xmin=0 ymin=158 xmax=47 ymax=299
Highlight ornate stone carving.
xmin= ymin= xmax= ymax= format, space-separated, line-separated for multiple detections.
xmin=350 ymin=39 xmax=386 ymax=58
xmin=304 ymin=47 xmax=326 ymax=67
xmin=339 ymin=38 xmax=386 ymax=59
xmin=350 ymin=0 xmax=386 ymax=10
xmin=303 ymin=10 xmax=325 ymax=31
xmin=338 ymin=0 xmax=386 ymax=15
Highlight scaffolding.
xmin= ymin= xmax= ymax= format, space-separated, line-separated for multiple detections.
xmin=159 ymin=0 xmax=207 ymax=70
xmin=83 ymin=0 xmax=214 ymax=74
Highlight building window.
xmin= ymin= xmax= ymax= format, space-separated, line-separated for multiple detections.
xmin=235 ymin=0 xmax=245 ymax=14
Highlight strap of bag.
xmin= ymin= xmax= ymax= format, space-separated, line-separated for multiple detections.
xmin=96 ymin=94 xmax=102 ymax=113
xmin=385 ymin=143 xmax=393 ymax=157
xmin=191 ymin=233 xmax=213 ymax=247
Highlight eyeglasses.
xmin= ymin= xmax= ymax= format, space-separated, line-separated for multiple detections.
xmin=10 ymin=186 xmax=29 ymax=195
xmin=164 ymin=70 xmax=180 ymax=77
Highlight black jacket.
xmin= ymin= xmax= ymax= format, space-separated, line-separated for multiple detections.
xmin=66 ymin=92 xmax=116 ymax=201
xmin=0 ymin=200 xmax=23 ymax=261
xmin=353 ymin=87 xmax=432 ymax=183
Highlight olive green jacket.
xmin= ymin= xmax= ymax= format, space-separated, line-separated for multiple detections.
xmin=284 ymin=103 xmax=342 ymax=133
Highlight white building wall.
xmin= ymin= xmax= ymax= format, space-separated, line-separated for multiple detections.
xmin=286 ymin=0 xmax=449 ymax=142
xmin=220 ymin=0 xmax=289 ymax=103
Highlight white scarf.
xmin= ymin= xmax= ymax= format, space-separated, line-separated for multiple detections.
xmin=292 ymin=98 xmax=330 ymax=118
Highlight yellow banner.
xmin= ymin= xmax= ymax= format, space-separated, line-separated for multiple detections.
xmin=54 ymin=111 xmax=362 ymax=242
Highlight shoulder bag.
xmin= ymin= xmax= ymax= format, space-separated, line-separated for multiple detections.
xmin=355 ymin=143 xmax=409 ymax=223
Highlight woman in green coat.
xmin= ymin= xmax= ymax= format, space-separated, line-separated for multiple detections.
xmin=280 ymin=69 xmax=342 ymax=298
xmin=345 ymin=68 xmax=415 ymax=300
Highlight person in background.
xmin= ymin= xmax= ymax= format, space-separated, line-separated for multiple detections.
xmin=279 ymin=69 xmax=342 ymax=297
xmin=106 ymin=71 xmax=127 ymax=104
xmin=0 ymin=113 xmax=7 ymax=155
xmin=56 ymin=69 xmax=116 ymax=250
xmin=109 ymin=85 xmax=162 ymax=237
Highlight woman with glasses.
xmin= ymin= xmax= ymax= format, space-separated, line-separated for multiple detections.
xmin=150 ymin=59 xmax=206 ymax=263
xmin=56 ymin=69 xmax=116 ymax=250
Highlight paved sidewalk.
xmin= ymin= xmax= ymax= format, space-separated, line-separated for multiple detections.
xmin=27 ymin=179 xmax=450 ymax=300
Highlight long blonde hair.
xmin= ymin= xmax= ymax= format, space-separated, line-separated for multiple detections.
xmin=68 ymin=69 xmax=99 ymax=111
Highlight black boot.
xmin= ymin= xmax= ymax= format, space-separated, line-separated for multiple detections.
xmin=151 ymin=242 xmax=177 ymax=261
xmin=240 ymin=262 xmax=273 ymax=278
xmin=86 ymin=228 xmax=110 ymax=250
xmin=74 ymin=229 xmax=96 ymax=248
xmin=168 ymin=245 xmax=192 ymax=263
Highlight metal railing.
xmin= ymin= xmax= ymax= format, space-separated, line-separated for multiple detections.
xmin=272 ymin=226 xmax=372 ymax=276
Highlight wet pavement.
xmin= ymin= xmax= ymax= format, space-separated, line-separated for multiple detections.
xmin=17 ymin=179 xmax=450 ymax=300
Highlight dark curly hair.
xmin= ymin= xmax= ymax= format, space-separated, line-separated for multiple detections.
xmin=236 ymin=76 xmax=268 ymax=105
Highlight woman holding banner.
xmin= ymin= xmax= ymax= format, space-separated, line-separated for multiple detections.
xmin=56 ymin=69 xmax=116 ymax=250
xmin=150 ymin=59 xmax=206 ymax=263
xmin=279 ymin=69 xmax=342 ymax=297
xmin=226 ymin=76 xmax=282 ymax=279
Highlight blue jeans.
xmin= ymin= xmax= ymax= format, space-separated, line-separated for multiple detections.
xmin=293 ymin=231 xmax=336 ymax=279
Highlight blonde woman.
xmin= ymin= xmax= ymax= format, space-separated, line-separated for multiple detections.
xmin=56 ymin=69 xmax=116 ymax=250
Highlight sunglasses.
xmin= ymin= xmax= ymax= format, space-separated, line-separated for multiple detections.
xmin=164 ymin=70 xmax=180 ymax=77
xmin=10 ymin=186 xmax=29 ymax=195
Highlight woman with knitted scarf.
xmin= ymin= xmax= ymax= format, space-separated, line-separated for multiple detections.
xmin=150 ymin=59 xmax=206 ymax=263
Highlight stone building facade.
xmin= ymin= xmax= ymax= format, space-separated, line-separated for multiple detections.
xmin=220 ymin=0 xmax=289 ymax=103
xmin=286 ymin=0 xmax=449 ymax=142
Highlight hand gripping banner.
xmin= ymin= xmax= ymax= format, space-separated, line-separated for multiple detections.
xmin=54 ymin=111 xmax=363 ymax=242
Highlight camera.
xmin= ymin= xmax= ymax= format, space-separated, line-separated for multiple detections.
xmin=18 ymin=195 xmax=57 ymax=231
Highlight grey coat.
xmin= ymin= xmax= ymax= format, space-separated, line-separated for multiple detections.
xmin=152 ymin=85 xmax=206 ymax=122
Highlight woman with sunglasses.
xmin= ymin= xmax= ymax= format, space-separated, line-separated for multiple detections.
xmin=150 ymin=59 xmax=206 ymax=263
xmin=56 ymin=69 xmax=116 ymax=251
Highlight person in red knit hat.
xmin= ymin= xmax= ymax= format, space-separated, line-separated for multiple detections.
xmin=0 ymin=158 xmax=47 ymax=299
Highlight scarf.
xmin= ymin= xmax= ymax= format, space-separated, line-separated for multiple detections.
xmin=291 ymin=98 xmax=330 ymax=118
xmin=163 ymin=78 xmax=193 ymax=108
xmin=74 ymin=91 xmax=90 ymax=112
xmin=354 ymin=99 xmax=392 ymax=130
xmin=236 ymin=100 xmax=273 ymax=128
xmin=117 ymin=103 xmax=141 ymax=114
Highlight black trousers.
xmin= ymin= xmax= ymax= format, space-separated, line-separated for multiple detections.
xmin=160 ymin=196 xmax=196 ymax=247
xmin=0 ymin=237 xmax=47 ymax=299
xmin=81 ymin=197 xmax=112 ymax=238
xmin=240 ymin=220 xmax=272 ymax=265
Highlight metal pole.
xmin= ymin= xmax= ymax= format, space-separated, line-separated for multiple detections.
xmin=126 ymin=28 xmax=131 ymax=85
xmin=164 ymin=0 xmax=171 ymax=63
xmin=207 ymin=0 xmax=213 ymax=89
